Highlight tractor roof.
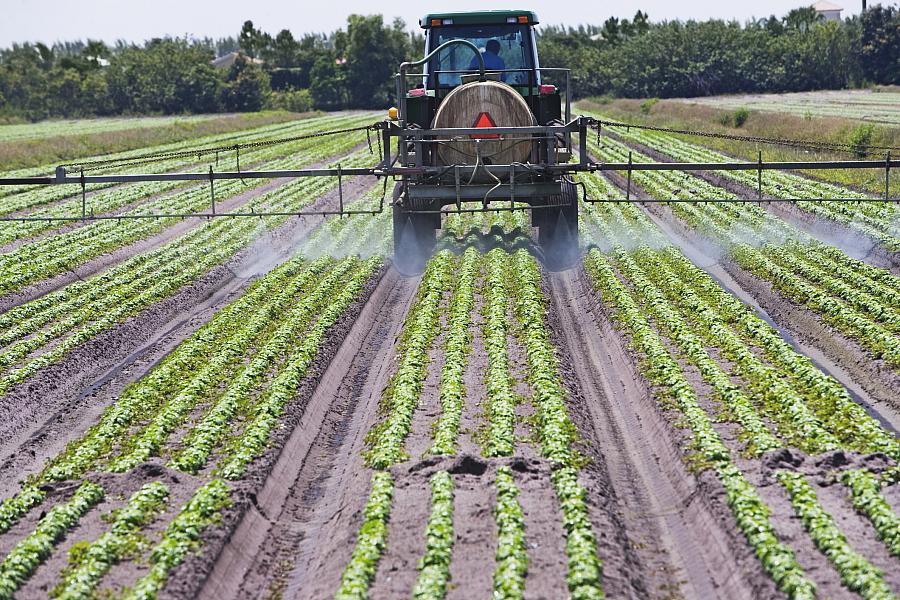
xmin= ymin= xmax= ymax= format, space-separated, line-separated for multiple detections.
xmin=420 ymin=10 xmax=539 ymax=28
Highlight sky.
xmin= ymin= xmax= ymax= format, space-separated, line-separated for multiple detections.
xmin=0 ymin=0 xmax=866 ymax=47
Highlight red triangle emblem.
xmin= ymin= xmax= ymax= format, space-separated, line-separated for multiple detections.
xmin=471 ymin=112 xmax=500 ymax=139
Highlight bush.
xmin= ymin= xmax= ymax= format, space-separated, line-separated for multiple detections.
xmin=717 ymin=112 xmax=733 ymax=127
xmin=732 ymin=107 xmax=750 ymax=127
xmin=640 ymin=97 xmax=659 ymax=114
xmin=848 ymin=123 xmax=876 ymax=158
xmin=267 ymin=88 xmax=314 ymax=113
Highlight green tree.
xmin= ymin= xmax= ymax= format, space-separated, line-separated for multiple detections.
xmin=222 ymin=55 xmax=270 ymax=111
xmin=340 ymin=15 xmax=411 ymax=108
xmin=105 ymin=39 xmax=220 ymax=114
xmin=858 ymin=5 xmax=900 ymax=84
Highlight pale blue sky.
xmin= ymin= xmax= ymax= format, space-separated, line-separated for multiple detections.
xmin=0 ymin=0 xmax=867 ymax=47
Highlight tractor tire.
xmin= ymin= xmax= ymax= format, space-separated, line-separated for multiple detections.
xmin=392 ymin=184 xmax=436 ymax=276
xmin=537 ymin=180 xmax=579 ymax=270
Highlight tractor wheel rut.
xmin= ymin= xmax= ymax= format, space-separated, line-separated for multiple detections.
xmin=546 ymin=267 xmax=776 ymax=600
xmin=197 ymin=268 xmax=418 ymax=600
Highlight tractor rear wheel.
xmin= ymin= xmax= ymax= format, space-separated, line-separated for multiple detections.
xmin=536 ymin=180 xmax=579 ymax=270
xmin=392 ymin=185 xmax=436 ymax=276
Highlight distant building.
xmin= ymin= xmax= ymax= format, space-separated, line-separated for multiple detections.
xmin=812 ymin=0 xmax=844 ymax=21
xmin=211 ymin=51 xmax=264 ymax=70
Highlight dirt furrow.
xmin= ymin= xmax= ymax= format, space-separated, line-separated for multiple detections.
xmin=640 ymin=199 xmax=900 ymax=429
xmin=546 ymin=267 xmax=777 ymax=599
xmin=0 ymin=175 xmax=373 ymax=491
xmin=194 ymin=269 xmax=416 ymax=600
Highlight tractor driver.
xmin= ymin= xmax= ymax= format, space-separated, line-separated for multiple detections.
xmin=469 ymin=39 xmax=507 ymax=81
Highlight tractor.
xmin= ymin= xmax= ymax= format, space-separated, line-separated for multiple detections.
xmin=384 ymin=10 xmax=588 ymax=274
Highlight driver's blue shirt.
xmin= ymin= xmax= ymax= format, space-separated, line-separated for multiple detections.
xmin=469 ymin=52 xmax=507 ymax=81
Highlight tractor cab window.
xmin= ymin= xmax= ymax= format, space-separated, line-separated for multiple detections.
xmin=427 ymin=25 xmax=536 ymax=88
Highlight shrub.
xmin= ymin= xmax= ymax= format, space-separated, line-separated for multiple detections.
xmin=640 ymin=97 xmax=659 ymax=114
xmin=848 ymin=123 xmax=876 ymax=158
xmin=267 ymin=88 xmax=314 ymax=113
xmin=732 ymin=107 xmax=750 ymax=127
xmin=717 ymin=112 xmax=733 ymax=127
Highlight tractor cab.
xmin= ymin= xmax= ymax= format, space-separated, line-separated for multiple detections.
xmin=422 ymin=12 xmax=540 ymax=89
xmin=386 ymin=10 xmax=586 ymax=274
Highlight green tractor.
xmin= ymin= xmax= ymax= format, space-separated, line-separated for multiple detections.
xmin=383 ymin=10 xmax=590 ymax=274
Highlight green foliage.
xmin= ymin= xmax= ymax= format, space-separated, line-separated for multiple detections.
xmin=493 ymin=467 xmax=527 ymax=599
xmin=335 ymin=472 xmax=394 ymax=600
xmin=412 ymin=471 xmax=455 ymax=599
xmin=266 ymin=87 xmax=314 ymax=113
xmin=732 ymin=107 xmax=750 ymax=127
xmin=105 ymin=39 xmax=221 ymax=114
xmin=53 ymin=482 xmax=169 ymax=599
xmin=221 ymin=55 xmax=269 ymax=112
xmin=639 ymin=97 xmax=659 ymax=114
xmin=124 ymin=480 xmax=231 ymax=600
xmin=0 ymin=481 xmax=105 ymax=599
xmin=848 ymin=123 xmax=876 ymax=157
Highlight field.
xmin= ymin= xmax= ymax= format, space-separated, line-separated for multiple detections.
xmin=674 ymin=89 xmax=900 ymax=125
xmin=0 ymin=101 xmax=899 ymax=600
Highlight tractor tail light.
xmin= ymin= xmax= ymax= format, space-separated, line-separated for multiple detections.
xmin=431 ymin=19 xmax=441 ymax=26
xmin=518 ymin=16 xmax=529 ymax=24
xmin=539 ymin=84 xmax=557 ymax=95
xmin=408 ymin=88 xmax=426 ymax=98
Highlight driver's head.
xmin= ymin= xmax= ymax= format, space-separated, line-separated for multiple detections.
xmin=486 ymin=39 xmax=501 ymax=55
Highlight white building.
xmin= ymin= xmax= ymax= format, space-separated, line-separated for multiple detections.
xmin=812 ymin=1 xmax=844 ymax=21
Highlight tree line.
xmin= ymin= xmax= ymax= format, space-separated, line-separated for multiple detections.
xmin=0 ymin=6 xmax=898 ymax=121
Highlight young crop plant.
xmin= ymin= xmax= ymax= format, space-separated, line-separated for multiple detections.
xmin=365 ymin=251 xmax=454 ymax=469
xmin=584 ymin=249 xmax=816 ymax=600
xmin=508 ymin=250 xmax=604 ymax=598
xmin=482 ymin=249 xmax=518 ymax=458
xmin=493 ymin=467 xmax=528 ymax=600
xmin=335 ymin=472 xmax=394 ymax=600
xmin=52 ymin=482 xmax=170 ymax=599
xmin=412 ymin=471 xmax=455 ymax=600
xmin=777 ymin=471 xmax=893 ymax=600
xmin=430 ymin=248 xmax=479 ymax=456
xmin=219 ymin=256 xmax=382 ymax=479
xmin=124 ymin=479 xmax=231 ymax=600
xmin=842 ymin=469 xmax=900 ymax=558
xmin=0 ymin=481 xmax=105 ymax=599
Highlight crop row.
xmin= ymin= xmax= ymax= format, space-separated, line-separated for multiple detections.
xmin=0 ymin=253 xmax=379 ymax=531
xmin=335 ymin=472 xmax=394 ymax=600
xmin=482 ymin=248 xmax=518 ymax=457
xmin=0 ymin=114 xmax=358 ymax=210
xmin=583 ymin=189 xmax=898 ymax=456
xmin=778 ymin=471 xmax=893 ymax=599
xmin=430 ymin=248 xmax=479 ymax=456
xmin=586 ymin=132 xmax=900 ymax=371
xmin=53 ymin=481 xmax=170 ymax=599
xmin=0 ymin=116 xmax=373 ymax=295
xmin=0 ymin=255 xmax=381 ymax=595
xmin=584 ymin=247 xmax=816 ymax=598
xmin=412 ymin=471 xmax=455 ymax=600
xmin=365 ymin=251 xmax=455 ymax=469
xmin=0 ymin=150 xmax=374 ymax=403
xmin=493 ymin=466 xmax=528 ymax=600
xmin=590 ymin=113 xmax=900 ymax=250
xmin=0 ymin=481 xmax=105 ymax=599
xmin=0 ymin=115 xmax=360 ymax=244
xmin=109 ymin=258 xmax=353 ymax=474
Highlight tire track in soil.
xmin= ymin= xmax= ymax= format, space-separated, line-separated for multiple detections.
xmin=0 ymin=174 xmax=374 ymax=496
xmin=546 ymin=267 xmax=778 ymax=600
xmin=196 ymin=268 xmax=418 ymax=600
